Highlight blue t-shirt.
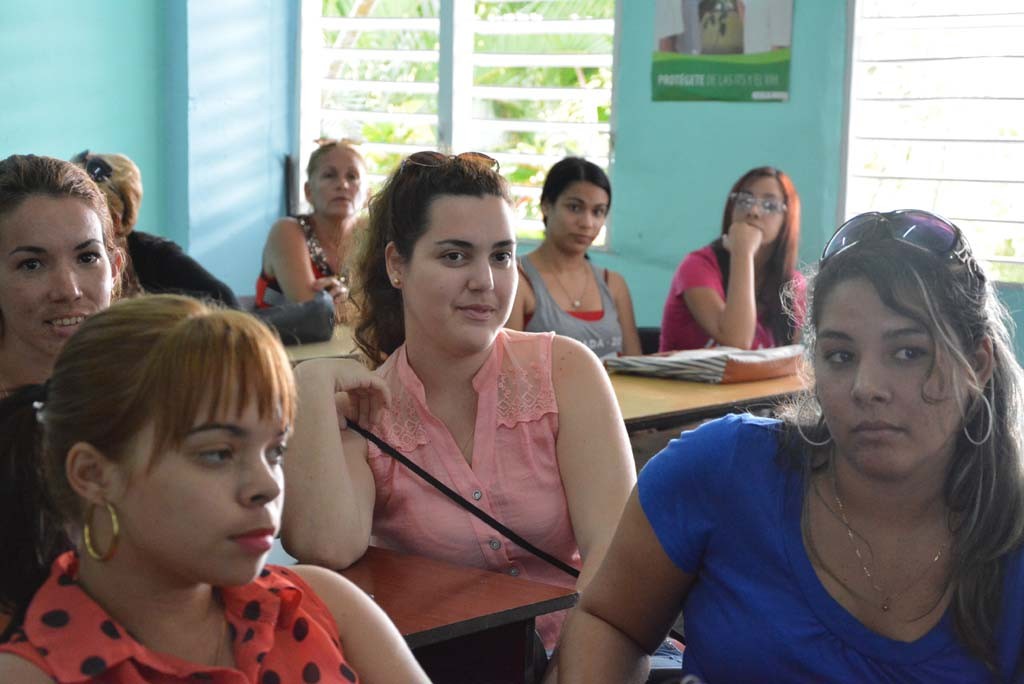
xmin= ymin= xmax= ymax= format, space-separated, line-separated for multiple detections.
xmin=639 ymin=413 xmax=1024 ymax=683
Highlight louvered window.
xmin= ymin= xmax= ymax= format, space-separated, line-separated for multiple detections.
xmin=299 ymin=0 xmax=615 ymax=242
xmin=843 ymin=0 xmax=1024 ymax=282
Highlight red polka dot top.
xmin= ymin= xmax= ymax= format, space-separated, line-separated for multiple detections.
xmin=0 ymin=551 xmax=361 ymax=683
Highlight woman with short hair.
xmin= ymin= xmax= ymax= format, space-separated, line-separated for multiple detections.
xmin=0 ymin=294 xmax=427 ymax=683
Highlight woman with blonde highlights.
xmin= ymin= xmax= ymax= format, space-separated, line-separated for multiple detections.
xmin=282 ymin=151 xmax=636 ymax=675
xmin=0 ymin=295 xmax=427 ymax=683
xmin=557 ymin=211 xmax=1024 ymax=682
xmin=256 ymin=140 xmax=369 ymax=320
xmin=0 ymin=154 xmax=122 ymax=394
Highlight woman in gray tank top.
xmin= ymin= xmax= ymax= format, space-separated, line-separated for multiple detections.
xmin=506 ymin=158 xmax=642 ymax=358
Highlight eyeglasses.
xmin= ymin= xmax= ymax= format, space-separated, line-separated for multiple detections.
xmin=822 ymin=209 xmax=980 ymax=277
xmin=399 ymin=151 xmax=500 ymax=174
xmin=730 ymin=191 xmax=786 ymax=215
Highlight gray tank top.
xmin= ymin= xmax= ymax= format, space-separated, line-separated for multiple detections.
xmin=520 ymin=255 xmax=624 ymax=358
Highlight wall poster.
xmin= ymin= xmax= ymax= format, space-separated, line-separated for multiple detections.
xmin=653 ymin=0 xmax=794 ymax=102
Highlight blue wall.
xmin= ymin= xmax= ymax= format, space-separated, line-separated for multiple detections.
xmin=0 ymin=0 xmax=175 ymax=242
xmin=0 ymin=0 xmax=295 ymax=295
xmin=185 ymin=0 xmax=296 ymax=294
xmin=3 ymin=1 xmax=1022 ymax=360
xmin=590 ymin=1 xmax=847 ymax=326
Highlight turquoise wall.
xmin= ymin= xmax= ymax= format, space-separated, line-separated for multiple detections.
xmin=0 ymin=0 xmax=295 ymax=295
xmin=184 ymin=0 xmax=296 ymax=294
xmin=2 ymin=1 xmax=1021 ymax=360
xmin=586 ymin=1 xmax=848 ymax=327
xmin=0 ymin=1 xmax=175 ymax=243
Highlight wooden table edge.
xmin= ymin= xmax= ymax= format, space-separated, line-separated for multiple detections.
xmin=404 ymin=592 xmax=579 ymax=649
xmin=623 ymin=390 xmax=799 ymax=432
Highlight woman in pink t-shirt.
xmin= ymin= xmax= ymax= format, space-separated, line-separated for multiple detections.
xmin=282 ymin=152 xmax=636 ymax=670
xmin=660 ymin=166 xmax=804 ymax=351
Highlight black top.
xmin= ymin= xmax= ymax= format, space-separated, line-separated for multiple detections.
xmin=126 ymin=231 xmax=239 ymax=308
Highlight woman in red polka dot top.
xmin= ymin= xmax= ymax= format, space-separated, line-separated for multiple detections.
xmin=0 ymin=295 xmax=428 ymax=683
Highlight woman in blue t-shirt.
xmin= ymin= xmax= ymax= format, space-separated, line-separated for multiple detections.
xmin=555 ymin=210 xmax=1024 ymax=683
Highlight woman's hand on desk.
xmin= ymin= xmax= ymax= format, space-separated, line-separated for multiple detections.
xmin=294 ymin=357 xmax=390 ymax=428
xmin=313 ymin=274 xmax=350 ymax=303
xmin=312 ymin=274 xmax=352 ymax=324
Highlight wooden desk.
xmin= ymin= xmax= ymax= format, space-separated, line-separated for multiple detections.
xmin=286 ymin=325 xmax=357 ymax=362
xmin=339 ymin=546 xmax=577 ymax=684
xmin=611 ymin=372 xmax=805 ymax=433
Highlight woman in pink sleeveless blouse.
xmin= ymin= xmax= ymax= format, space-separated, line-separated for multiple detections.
xmin=282 ymin=152 xmax=637 ymax=674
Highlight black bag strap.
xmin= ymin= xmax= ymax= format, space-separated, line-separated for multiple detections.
xmin=346 ymin=421 xmax=580 ymax=579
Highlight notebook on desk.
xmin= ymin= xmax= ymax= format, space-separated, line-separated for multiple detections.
xmin=605 ymin=344 xmax=804 ymax=384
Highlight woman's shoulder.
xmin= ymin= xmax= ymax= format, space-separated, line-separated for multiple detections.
xmin=641 ymin=414 xmax=784 ymax=486
xmin=673 ymin=244 xmax=720 ymax=278
xmin=271 ymin=215 xmax=303 ymax=230
xmin=266 ymin=216 xmax=308 ymax=245
xmin=683 ymin=244 xmax=719 ymax=265
xmin=500 ymin=327 xmax=555 ymax=349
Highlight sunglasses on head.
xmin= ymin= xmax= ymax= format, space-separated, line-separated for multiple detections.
xmin=85 ymin=157 xmax=113 ymax=184
xmin=399 ymin=151 xmax=500 ymax=174
xmin=822 ymin=209 xmax=980 ymax=278
xmin=71 ymin=150 xmax=113 ymax=184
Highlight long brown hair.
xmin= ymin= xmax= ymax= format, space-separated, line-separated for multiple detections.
xmin=353 ymin=152 xmax=512 ymax=366
xmin=712 ymin=166 xmax=801 ymax=345
xmin=0 ymin=295 xmax=296 ymax=637
xmin=786 ymin=238 xmax=1024 ymax=672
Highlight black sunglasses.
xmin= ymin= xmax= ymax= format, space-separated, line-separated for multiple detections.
xmin=85 ymin=157 xmax=113 ymax=184
xmin=71 ymin=150 xmax=113 ymax=184
xmin=822 ymin=209 xmax=980 ymax=278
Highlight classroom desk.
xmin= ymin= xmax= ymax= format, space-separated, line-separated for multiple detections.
xmin=339 ymin=546 xmax=577 ymax=684
xmin=610 ymin=372 xmax=806 ymax=433
xmin=286 ymin=333 xmax=805 ymax=434
xmin=285 ymin=325 xmax=357 ymax=362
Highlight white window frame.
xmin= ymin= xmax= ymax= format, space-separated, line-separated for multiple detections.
xmin=296 ymin=0 xmax=618 ymax=242
xmin=840 ymin=0 xmax=1024 ymax=283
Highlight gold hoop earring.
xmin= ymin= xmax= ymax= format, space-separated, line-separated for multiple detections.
xmin=84 ymin=502 xmax=120 ymax=562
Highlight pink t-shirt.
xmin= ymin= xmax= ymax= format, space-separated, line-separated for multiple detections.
xmin=366 ymin=329 xmax=578 ymax=649
xmin=660 ymin=245 xmax=805 ymax=352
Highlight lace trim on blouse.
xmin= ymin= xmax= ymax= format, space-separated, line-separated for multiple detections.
xmin=376 ymin=388 xmax=429 ymax=454
xmin=496 ymin=357 xmax=557 ymax=428
xmin=374 ymin=334 xmax=557 ymax=453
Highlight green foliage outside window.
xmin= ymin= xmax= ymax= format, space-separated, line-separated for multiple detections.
xmin=317 ymin=0 xmax=614 ymax=240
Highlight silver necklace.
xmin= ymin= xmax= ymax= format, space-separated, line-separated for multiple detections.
xmin=831 ymin=472 xmax=946 ymax=612
xmin=550 ymin=265 xmax=590 ymax=309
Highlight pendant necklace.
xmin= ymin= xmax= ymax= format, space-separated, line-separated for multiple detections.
xmin=832 ymin=471 xmax=946 ymax=612
xmin=551 ymin=265 xmax=590 ymax=309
